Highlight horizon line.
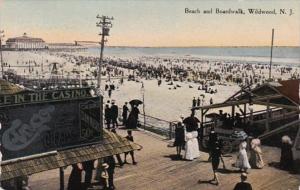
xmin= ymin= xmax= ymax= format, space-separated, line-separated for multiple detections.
xmin=88 ymin=45 xmax=300 ymax=48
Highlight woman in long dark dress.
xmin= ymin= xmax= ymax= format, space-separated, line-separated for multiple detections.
xmin=174 ymin=122 xmax=185 ymax=158
xmin=126 ymin=105 xmax=140 ymax=129
xmin=280 ymin=135 xmax=294 ymax=171
xmin=67 ymin=164 xmax=82 ymax=190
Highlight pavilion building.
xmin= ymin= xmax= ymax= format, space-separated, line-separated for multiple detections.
xmin=5 ymin=33 xmax=47 ymax=50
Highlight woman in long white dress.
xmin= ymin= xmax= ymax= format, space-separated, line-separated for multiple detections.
xmin=183 ymin=111 xmax=200 ymax=161
xmin=184 ymin=130 xmax=200 ymax=160
xmin=249 ymin=138 xmax=264 ymax=169
xmin=235 ymin=141 xmax=251 ymax=173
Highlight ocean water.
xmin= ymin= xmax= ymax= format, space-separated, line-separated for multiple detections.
xmin=87 ymin=46 xmax=300 ymax=66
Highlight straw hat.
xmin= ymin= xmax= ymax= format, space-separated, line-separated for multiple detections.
xmin=282 ymin=135 xmax=292 ymax=144
xmin=251 ymin=138 xmax=261 ymax=146
xmin=241 ymin=172 xmax=247 ymax=178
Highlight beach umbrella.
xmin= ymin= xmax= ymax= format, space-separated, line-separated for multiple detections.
xmin=129 ymin=99 xmax=143 ymax=106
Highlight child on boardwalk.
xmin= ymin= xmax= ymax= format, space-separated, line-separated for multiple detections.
xmin=235 ymin=141 xmax=251 ymax=173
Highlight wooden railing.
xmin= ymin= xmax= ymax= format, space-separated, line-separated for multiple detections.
xmin=115 ymin=107 xmax=299 ymax=140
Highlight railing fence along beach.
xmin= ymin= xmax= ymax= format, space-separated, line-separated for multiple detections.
xmin=117 ymin=108 xmax=175 ymax=139
xmin=117 ymin=107 xmax=299 ymax=142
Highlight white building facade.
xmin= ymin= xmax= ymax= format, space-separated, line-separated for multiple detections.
xmin=6 ymin=33 xmax=47 ymax=50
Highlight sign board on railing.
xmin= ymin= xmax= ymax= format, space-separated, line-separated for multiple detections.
xmin=0 ymin=88 xmax=103 ymax=160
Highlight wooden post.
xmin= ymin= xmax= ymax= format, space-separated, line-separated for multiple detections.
xmin=59 ymin=167 xmax=64 ymax=190
xmin=231 ymin=105 xmax=235 ymax=118
xmin=243 ymin=103 xmax=247 ymax=124
xmin=141 ymin=86 xmax=146 ymax=130
xmin=200 ymin=108 xmax=204 ymax=140
xmin=201 ymin=108 xmax=204 ymax=123
xmin=143 ymin=93 xmax=146 ymax=130
xmin=169 ymin=122 xmax=172 ymax=140
xmin=266 ymin=99 xmax=270 ymax=132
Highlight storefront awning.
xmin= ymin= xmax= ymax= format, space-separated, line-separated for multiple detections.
xmin=1 ymin=129 xmax=142 ymax=181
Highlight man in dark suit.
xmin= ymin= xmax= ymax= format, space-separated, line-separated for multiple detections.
xmin=82 ymin=160 xmax=95 ymax=189
xmin=105 ymin=104 xmax=111 ymax=129
xmin=110 ymin=101 xmax=119 ymax=128
xmin=104 ymin=156 xmax=116 ymax=190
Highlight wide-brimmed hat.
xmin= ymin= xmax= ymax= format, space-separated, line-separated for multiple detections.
xmin=251 ymin=138 xmax=261 ymax=146
xmin=282 ymin=135 xmax=292 ymax=144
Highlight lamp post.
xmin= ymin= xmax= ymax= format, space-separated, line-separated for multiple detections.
xmin=141 ymin=83 xmax=146 ymax=130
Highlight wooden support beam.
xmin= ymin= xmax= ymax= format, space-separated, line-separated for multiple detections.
xmin=266 ymin=99 xmax=270 ymax=132
xmin=196 ymin=94 xmax=283 ymax=110
xmin=259 ymin=119 xmax=300 ymax=140
xmin=231 ymin=105 xmax=235 ymax=118
xmin=203 ymin=108 xmax=209 ymax=115
xmin=201 ymin=109 xmax=204 ymax=123
xmin=253 ymin=101 xmax=298 ymax=110
xmin=224 ymin=84 xmax=252 ymax=102
xmin=243 ymin=103 xmax=247 ymax=124
xmin=59 ymin=167 xmax=64 ymax=190
xmin=237 ymin=104 xmax=245 ymax=115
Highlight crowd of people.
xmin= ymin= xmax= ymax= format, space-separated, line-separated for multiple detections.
xmin=67 ymin=128 xmax=138 ymax=190
xmin=2 ymin=50 xmax=299 ymax=189
xmin=173 ymin=109 xmax=296 ymax=187
xmin=67 ymin=155 xmax=118 ymax=190
xmin=66 ymin=98 xmax=141 ymax=190
xmin=22 ymin=51 xmax=299 ymax=95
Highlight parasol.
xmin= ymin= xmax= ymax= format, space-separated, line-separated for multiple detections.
xmin=183 ymin=116 xmax=200 ymax=132
xmin=129 ymin=99 xmax=143 ymax=106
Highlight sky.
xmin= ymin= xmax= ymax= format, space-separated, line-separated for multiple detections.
xmin=0 ymin=0 xmax=299 ymax=47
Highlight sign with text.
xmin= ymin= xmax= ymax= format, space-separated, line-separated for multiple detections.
xmin=0 ymin=88 xmax=102 ymax=160
xmin=0 ymin=88 xmax=93 ymax=106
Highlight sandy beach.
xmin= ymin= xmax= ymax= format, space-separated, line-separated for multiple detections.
xmin=2 ymin=48 xmax=298 ymax=121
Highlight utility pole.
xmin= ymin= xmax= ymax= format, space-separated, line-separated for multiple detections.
xmin=96 ymin=15 xmax=113 ymax=92
xmin=269 ymin=28 xmax=274 ymax=81
xmin=0 ymin=30 xmax=4 ymax=79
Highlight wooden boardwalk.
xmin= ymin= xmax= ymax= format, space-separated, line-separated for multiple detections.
xmin=29 ymin=129 xmax=300 ymax=190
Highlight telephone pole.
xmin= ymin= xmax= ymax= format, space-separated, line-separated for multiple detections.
xmin=269 ymin=28 xmax=274 ymax=81
xmin=96 ymin=15 xmax=113 ymax=92
xmin=0 ymin=30 xmax=4 ymax=79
